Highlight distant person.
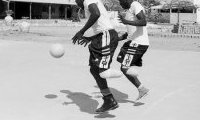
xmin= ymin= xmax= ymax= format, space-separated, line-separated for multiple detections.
xmin=4 ymin=10 xmax=13 ymax=26
xmin=72 ymin=5 xmax=80 ymax=22
xmin=117 ymin=0 xmax=150 ymax=100
xmin=72 ymin=0 xmax=120 ymax=113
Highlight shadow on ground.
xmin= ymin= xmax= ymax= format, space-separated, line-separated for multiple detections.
xmin=60 ymin=90 xmax=116 ymax=118
xmin=60 ymin=90 xmax=98 ymax=114
xmin=93 ymin=86 xmax=144 ymax=106
xmin=44 ymin=87 xmax=144 ymax=118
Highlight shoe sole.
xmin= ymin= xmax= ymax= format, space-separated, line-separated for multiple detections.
xmin=95 ymin=104 xmax=119 ymax=114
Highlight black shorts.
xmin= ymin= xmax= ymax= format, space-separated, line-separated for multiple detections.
xmin=117 ymin=40 xmax=148 ymax=67
xmin=88 ymin=29 xmax=119 ymax=69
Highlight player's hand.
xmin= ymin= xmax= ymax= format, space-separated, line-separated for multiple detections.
xmin=72 ymin=30 xmax=84 ymax=44
xmin=78 ymin=37 xmax=91 ymax=47
xmin=118 ymin=32 xmax=128 ymax=41
xmin=118 ymin=14 xmax=128 ymax=25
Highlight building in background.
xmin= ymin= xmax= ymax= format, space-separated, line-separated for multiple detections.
xmin=0 ymin=0 xmax=77 ymax=20
xmin=151 ymin=0 xmax=200 ymax=24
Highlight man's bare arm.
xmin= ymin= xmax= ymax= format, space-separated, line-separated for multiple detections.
xmin=79 ymin=3 xmax=100 ymax=33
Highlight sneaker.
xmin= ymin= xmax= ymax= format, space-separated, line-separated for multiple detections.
xmin=95 ymin=94 xmax=119 ymax=114
xmin=136 ymin=86 xmax=149 ymax=101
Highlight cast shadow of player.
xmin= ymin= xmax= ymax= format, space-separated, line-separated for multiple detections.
xmin=93 ymin=86 xmax=144 ymax=106
xmin=93 ymin=86 xmax=144 ymax=118
xmin=60 ymin=90 xmax=116 ymax=118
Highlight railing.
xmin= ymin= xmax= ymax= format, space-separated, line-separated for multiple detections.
xmin=178 ymin=24 xmax=200 ymax=34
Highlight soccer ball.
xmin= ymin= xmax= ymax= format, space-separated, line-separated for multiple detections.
xmin=49 ymin=43 xmax=65 ymax=58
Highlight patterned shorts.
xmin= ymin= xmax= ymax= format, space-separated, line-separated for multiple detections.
xmin=88 ymin=29 xmax=119 ymax=70
xmin=117 ymin=40 xmax=148 ymax=67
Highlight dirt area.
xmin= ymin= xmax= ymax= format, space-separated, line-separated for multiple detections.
xmin=1 ymin=25 xmax=200 ymax=52
xmin=0 ymin=22 xmax=200 ymax=120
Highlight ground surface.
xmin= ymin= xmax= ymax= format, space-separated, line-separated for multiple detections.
xmin=0 ymin=25 xmax=200 ymax=120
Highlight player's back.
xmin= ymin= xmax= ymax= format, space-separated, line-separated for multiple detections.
xmin=125 ymin=1 xmax=149 ymax=46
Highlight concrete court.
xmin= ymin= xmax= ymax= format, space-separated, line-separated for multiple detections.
xmin=0 ymin=37 xmax=200 ymax=120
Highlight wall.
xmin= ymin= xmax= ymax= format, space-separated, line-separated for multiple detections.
xmin=40 ymin=4 xmax=66 ymax=19
xmin=170 ymin=13 xmax=197 ymax=24
xmin=197 ymin=8 xmax=200 ymax=24
xmin=0 ymin=2 xmax=7 ymax=19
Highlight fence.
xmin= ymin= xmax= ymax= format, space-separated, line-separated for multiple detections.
xmin=178 ymin=24 xmax=200 ymax=34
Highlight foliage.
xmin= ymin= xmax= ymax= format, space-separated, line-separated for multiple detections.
xmin=139 ymin=0 xmax=161 ymax=9
xmin=102 ymin=0 xmax=161 ymax=10
xmin=167 ymin=0 xmax=195 ymax=9
xmin=102 ymin=0 xmax=122 ymax=11
xmin=139 ymin=0 xmax=162 ymax=22
xmin=102 ymin=0 xmax=161 ymax=12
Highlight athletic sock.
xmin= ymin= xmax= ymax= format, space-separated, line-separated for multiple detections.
xmin=138 ymin=84 xmax=143 ymax=89
xmin=100 ymin=88 xmax=112 ymax=97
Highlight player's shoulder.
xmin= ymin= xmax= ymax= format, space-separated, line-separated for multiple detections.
xmin=84 ymin=0 xmax=98 ymax=6
xmin=131 ymin=1 xmax=143 ymax=8
xmin=130 ymin=1 xmax=144 ymax=13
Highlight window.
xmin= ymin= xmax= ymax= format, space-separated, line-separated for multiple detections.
xmin=42 ymin=5 xmax=48 ymax=12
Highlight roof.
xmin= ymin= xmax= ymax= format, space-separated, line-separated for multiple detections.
xmin=151 ymin=4 xmax=164 ymax=9
xmin=160 ymin=0 xmax=199 ymax=5
xmin=152 ymin=0 xmax=200 ymax=9
xmin=9 ymin=0 xmax=76 ymax=5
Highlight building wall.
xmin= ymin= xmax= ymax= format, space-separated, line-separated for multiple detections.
xmin=32 ymin=4 xmax=63 ymax=19
xmin=30 ymin=4 xmax=72 ymax=19
xmin=196 ymin=8 xmax=200 ymax=24
xmin=41 ymin=4 xmax=61 ymax=19
xmin=0 ymin=1 xmax=7 ymax=19
xmin=0 ymin=1 xmax=73 ymax=19
xmin=170 ymin=13 xmax=197 ymax=24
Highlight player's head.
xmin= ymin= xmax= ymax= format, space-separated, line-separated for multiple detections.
xmin=75 ymin=0 xmax=84 ymax=10
xmin=118 ymin=0 xmax=133 ymax=9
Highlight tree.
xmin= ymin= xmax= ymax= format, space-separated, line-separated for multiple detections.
xmin=139 ymin=0 xmax=161 ymax=20
xmin=102 ymin=0 xmax=161 ymax=12
xmin=102 ymin=0 xmax=122 ymax=11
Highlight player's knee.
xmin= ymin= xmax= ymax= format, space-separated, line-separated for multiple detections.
xmin=120 ymin=66 xmax=128 ymax=74
xmin=90 ymin=66 xmax=98 ymax=76
xmin=121 ymin=66 xmax=138 ymax=77
xmin=90 ymin=66 xmax=106 ymax=78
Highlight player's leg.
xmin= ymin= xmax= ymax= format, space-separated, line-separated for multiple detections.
xmin=121 ymin=65 xmax=141 ymax=88
xmin=121 ymin=65 xmax=149 ymax=100
xmin=89 ymin=30 xmax=119 ymax=113
xmin=90 ymin=65 xmax=118 ymax=113
xmin=117 ymin=42 xmax=149 ymax=100
xmin=99 ymin=30 xmax=122 ymax=79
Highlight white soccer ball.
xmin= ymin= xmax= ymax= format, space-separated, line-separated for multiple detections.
xmin=49 ymin=43 xmax=65 ymax=58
